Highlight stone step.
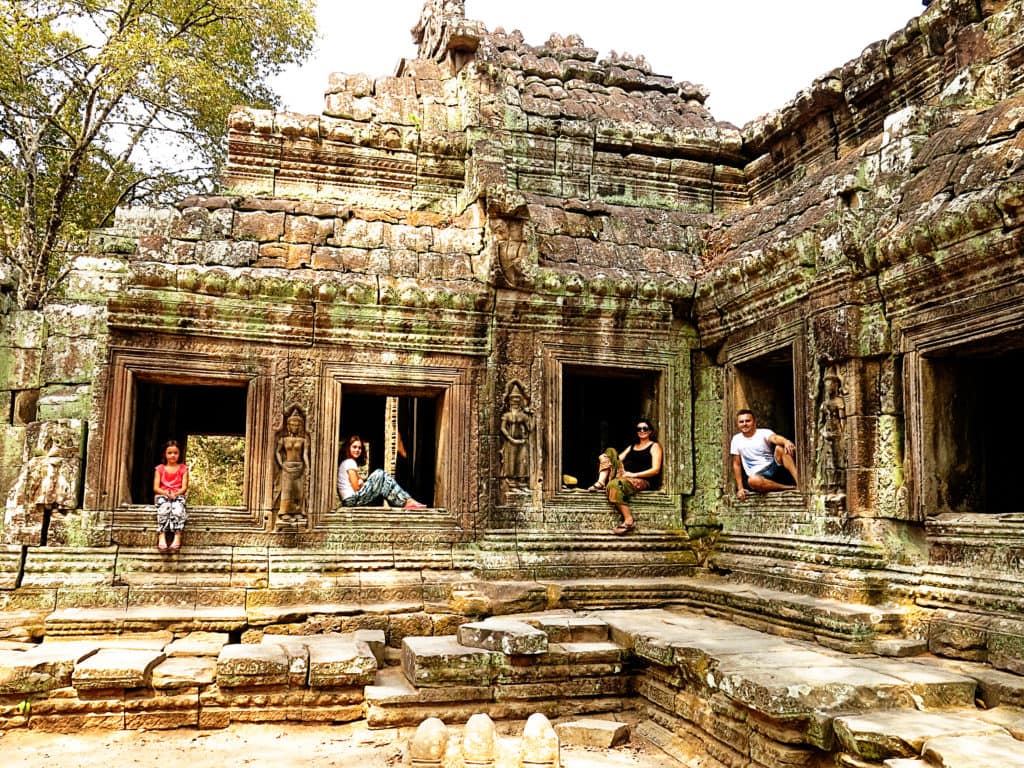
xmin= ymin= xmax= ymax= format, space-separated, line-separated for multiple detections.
xmin=599 ymin=606 xmax=995 ymax=762
xmin=0 ymin=630 xmax=381 ymax=731
xmin=401 ymin=633 xmax=630 ymax=688
xmin=833 ymin=708 xmax=1024 ymax=763
xmin=477 ymin=531 xmax=700 ymax=579
xmin=554 ymin=576 xmax=918 ymax=654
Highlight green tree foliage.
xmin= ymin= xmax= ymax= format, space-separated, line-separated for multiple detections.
xmin=0 ymin=0 xmax=316 ymax=310
xmin=187 ymin=434 xmax=244 ymax=506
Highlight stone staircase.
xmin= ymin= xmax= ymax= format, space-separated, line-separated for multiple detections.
xmin=366 ymin=613 xmax=633 ymax=727
xmin=2 ymin=606 xmax=1022 ymax=766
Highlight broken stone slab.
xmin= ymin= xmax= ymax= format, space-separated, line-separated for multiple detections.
xmin=922 ymin=731 xmax=1024 ymax=767
xmin=164 ymin=631 xmax=230 ymax=657
xmin=917 ymin=657 xmax=1024 ymax=708
xmin=554 ymin=718 xmax=630 ymax=748
xmin=834 ymin=709 xmax=1008 ymax=760
xmin=309 ymin=640 xmax=377 ymax=687
xmin=354 ymin=628 xmax=386 ymax=667
xmin=216 ymin=644 xmax=289 ymax=687
xmin=849 ymin=657 xmax=978 ymax=709
xmin=151 ymin=656 xmax=217 ymax=689
xmin=401 ymin=635 xmax=504 ymax=687
xmin=0 ymin=642 xmax=99 ymax=694
xmin=871 ymin=637 xmax=929 ymax=657
xmin=258 ymin=635 xmax=310 ymax=687
xmin=72 ymin=648 xmax=166 ymax=690
xmin=458 ymin=618 xmax=548 ymax=655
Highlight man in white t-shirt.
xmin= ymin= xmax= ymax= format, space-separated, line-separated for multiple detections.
xmin=729 ymin=409 xmax=799 ymax=500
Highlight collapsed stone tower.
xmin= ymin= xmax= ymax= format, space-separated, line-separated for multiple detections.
xmin=0 ymin=0 xmax=1023 ymax=744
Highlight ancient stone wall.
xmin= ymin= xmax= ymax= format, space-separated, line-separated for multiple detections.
xmin=0 ymin=0 xmax=1023 ymax=677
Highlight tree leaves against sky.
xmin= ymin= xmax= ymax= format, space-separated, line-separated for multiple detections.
xmin=0 ymin=0 xmax=316 ymax=309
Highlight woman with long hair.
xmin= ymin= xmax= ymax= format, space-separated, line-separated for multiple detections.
xmin=336 ymin=434 xmax=427 ymax=509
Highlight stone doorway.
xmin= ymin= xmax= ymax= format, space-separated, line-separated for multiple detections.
xmin=733 ymin=345 xmax=796 ymax=442
xmin=338 ymin=391 xmax=438 ymax=506
xmin=129 ymin=381 xmax=248 ymax=505
xmin=560 ymin=366 xmax=659 ymax=485
xmin=921 ymin=342 xmax=1024 ymax=515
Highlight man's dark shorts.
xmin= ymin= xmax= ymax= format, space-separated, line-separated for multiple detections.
xmin=743 ymin=459 xmax=795 ymax=489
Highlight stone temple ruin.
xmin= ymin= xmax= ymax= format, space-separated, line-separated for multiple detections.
xmin=2 ymin=0 xmax=1024 ymax=764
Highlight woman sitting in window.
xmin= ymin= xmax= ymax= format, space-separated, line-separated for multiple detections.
xmin=588 ymin=419 xmax=662 ymax=535
xmin=336 ymin=434 xmax=427 ymax=509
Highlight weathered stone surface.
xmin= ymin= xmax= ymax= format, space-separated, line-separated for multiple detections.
xmin=72 ymin=649 xmax=165 ymax=690
xmin=922 ymin=732 xmax=1024 ymax=767
xmin=401 ymin=636 xmax=503 ymax=687
xmin=554 ymin=718 xmax=630 ymax=748
xmin=457 ymin=618 xmax=548 ymax=655
xmin=0 ymin=642 xmax=98 ymax=694
xmin=216 ymin=644 xmax=289 ymax=687
xmin=151 ymin=656 xmax=217 ymax=689
xmin=164 ymin=631 xmax=230 ymax=657
xmin=834 ymin=710 xmax=1007 ymax=760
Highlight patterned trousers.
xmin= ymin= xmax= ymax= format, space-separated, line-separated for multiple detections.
xmin=156 ymin=495 xmax=188 ymax=533
xmin=598 ymin=449 xmax=649 ymax=504
xmin=341 ymin=469 xmax=411 ymax=507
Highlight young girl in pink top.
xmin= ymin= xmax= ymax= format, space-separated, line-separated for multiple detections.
xmin=154 ymin=440 xmax=189 ymax=552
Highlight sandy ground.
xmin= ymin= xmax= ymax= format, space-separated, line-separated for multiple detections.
xmin=0 ymin=720 xmax=683 ymax=768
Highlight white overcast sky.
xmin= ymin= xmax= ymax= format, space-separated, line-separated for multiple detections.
xmin=271 ymin=1 xmax=927 ymax=127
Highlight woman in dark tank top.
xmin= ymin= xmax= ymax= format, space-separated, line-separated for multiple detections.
xmin=588 ymin=418 xmax=662 ymax=535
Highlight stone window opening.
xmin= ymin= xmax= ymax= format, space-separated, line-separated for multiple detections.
xmin=129 ymin=381 xmax=248 ymax=506
xmin=730 ymin=344 xmax=803 ymax=488
xmin=316 ymin=360 xmax=472 ymax=524
xmin=560 ymin=366 xmax=661 ymax=491
xmin=919 ymin=342 xmax=1024 ymax=515
xmin=338 ymin=390 xmax=439 ymax=506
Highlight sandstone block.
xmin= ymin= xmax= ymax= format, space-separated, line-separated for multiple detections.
xmin=1 ymin=347 xmax=42 ymax=389
xmin=922 ymin=732 xmax=1024 ymax=767
xmin=72 ymin=648 xmax=165 ymax=690
xmin=216 ymin=644 xmax=289 ymax=687
xmin=458 ymin=619 xmax=548 ymax=655
xmin=307 ymin=638 xmax=377 ymax=688
xmin=152 ymin=656 xmax=217 ymax=689
xmin=401 ymin=636 xmax=502 ymax=687
xmin=834 ymin=710 xmax=1007 ymax=760
xmin=555 ymin=718 xmax=629 ymax=748
xmin=165 ymin=631 xmax=230 ymax=657
xmin=0 ymin=642 xmax=98 ymax=694
xmin=233 ymin=210 xmax=285 ymax=242
xmin=124 ymin=694 xmax=199 ymax=730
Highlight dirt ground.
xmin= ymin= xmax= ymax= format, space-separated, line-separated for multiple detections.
xmin=0 ymin=720 xmax=683 ymax=767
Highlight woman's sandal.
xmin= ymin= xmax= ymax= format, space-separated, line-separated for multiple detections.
xmin=612 ymin=522 xmax=636 ymax=535
xmin=587 ymin=482 xmax=606 ymax=491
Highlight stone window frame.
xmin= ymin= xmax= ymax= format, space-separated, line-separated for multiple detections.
xmin=900 ymin=295 xmax=1023 ymax=522
xmin=96 ymin=347 xmax=274 ymax=525
xmin=722 ymin=326 xmax=808 ymax=494
xmin=314 ymin=360 xmax=474 ymax=526
xmin=541 ymin=340 xmax=689 ymax=502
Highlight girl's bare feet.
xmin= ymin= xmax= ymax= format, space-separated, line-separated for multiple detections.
xmin=169 ymin=532 xmax=182 ymax=552
xmin=157 ymin=533 xmax=169 ymax=552
xmin=403 ymin=499 xmax=427 ymax=510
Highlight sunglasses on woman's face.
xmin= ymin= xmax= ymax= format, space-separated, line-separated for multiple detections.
xmin=636 ymin=426 xmax=651 ymax=432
